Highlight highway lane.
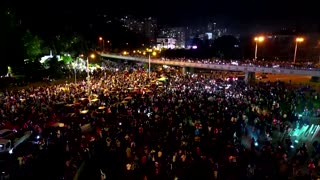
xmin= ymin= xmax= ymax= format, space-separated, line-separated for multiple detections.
xmin=100 ymin=53 xmax=320 ymax=77
xmin=256 ymin=73 xmax=311 ymax=83
xmin=256 ymin=73 xmax=320 ymax=90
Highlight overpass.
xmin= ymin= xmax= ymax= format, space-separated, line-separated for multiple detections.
xmin=99 ymin=53 xmax=320 ymax=82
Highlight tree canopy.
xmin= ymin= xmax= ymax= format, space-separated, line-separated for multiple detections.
xmin=47 ymin=56 xmax=66 ymax=79
xmin=51 ymin=34 xmax=88 ymax=57
xmin=23 ymin=30 xmax=44 ymax=61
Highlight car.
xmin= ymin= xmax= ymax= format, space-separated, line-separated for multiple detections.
xmin=0 ymin=131 xmax=32 ymax=154
xmin=256 ymin=74 xmax=268 ymax=80
xmin=0 ymin=139 xmax=12 ymax=153
xmin=225 ymin=76 xmax=238 ymax=81
xmin=0 ymin=129 xmax=16 ymax=139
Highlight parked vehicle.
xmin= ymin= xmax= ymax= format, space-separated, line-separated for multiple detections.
xmin=0 ymin=130 xmax=32 ymax=154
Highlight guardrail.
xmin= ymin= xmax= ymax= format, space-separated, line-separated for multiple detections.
xmin=100 ymin=53 xmax=320 ymax=77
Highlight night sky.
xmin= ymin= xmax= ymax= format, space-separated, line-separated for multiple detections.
xmin=12 ymin=0 xmax=320 ymax=33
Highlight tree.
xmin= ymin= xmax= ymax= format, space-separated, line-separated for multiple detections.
xmin=24 ymin=60 xmax=45 ymax=81
xmin=23 ymin=30 xmax=44 ymax=61
xmin=52 ymin=34 xmax=87 ymax=57
xmin=61 ymin=55 xmax=73 ymax=64
xmin=47 ymin=56 xmax=66 ymax=79
xmin=213 ymin=35 xmax=241 ymax=59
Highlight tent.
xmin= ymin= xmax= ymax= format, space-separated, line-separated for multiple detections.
xmin=157 ymin=76 xmax=167 ymax=82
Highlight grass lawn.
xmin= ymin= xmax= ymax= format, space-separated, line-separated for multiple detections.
xmin=0 ymin=78 xmax=85 ymax=91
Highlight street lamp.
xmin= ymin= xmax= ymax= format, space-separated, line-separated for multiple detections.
xmin=107 ymin=40 xmax=111 ymax=51
xmin=74 ymin=54 xmax=84 ymax=84
xmin=254 ymin=36 xmax=265 ymax=61
xmin=146 ymin=49 xmax=152 ymax=78
xmin=293 ymin=37 xmax=304 ymax=63
xmin=152 ymin=51 xmax=157 ymax=56
xmin=73 ymin=57 xmax=80 ymax=84
xmin=146 ymin=50 xmax=157 ymax=78
xmin=86 ymin=54 xmax=95 ymax=95
xmin=99 ymin=37 xmax=105 ymax=52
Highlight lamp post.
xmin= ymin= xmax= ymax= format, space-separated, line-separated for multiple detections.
xmin=293 ymin=37 xmax=304 ymax=63
xmin=254 ymin=36 xmax=265 ymax=61
xmin=86 ymin=54 xmax=95 ymax=96
xmin=86 ymin=57 xmax=89 ymax=81
xmin=107 ymin=40 xmax=111 ymax=51
xmin=99 ymin=37 xmax=105 ymax=52
xmin=148 ymin=53 xmax=151 ymax=78
xmin=146 ymin=49 xmax=152 ymax=78
xmin=74 ymin=58 xmax=78 ymax=84
xmin=74 ymin=68 xmax=77 ymax=84
xmin=146 ymin=50 xmax=157 ymax=78
xmin=76 ymin=54 xmax=84 ymax=84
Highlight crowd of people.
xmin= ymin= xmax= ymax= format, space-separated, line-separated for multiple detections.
xmin=0 ymin=60 xmax=320 ymax=180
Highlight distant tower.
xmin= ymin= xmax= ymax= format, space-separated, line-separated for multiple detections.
xmin=207 ymin=21 xmax=213 ymax=32
xmin=144 ymin=17 xmax=157 ymax=45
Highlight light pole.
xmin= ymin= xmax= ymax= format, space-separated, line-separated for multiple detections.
xmin=148 ymin=53 xmax=151 ymax=78
xmin=76 ymin=54 xmax=84 ymax=84
xmin=146 ymin=50 xmax=157 ymax=78
xmin=74 ymin=58 xmax=78 ymax=84
xmin=99 ymin=37 xmax=105 ymax=52
xmin=293 ymin=37 xmax=304 ymax=63
xmin=74 ymin=68 xmax=77 ymax=84
xmin=254 ymin=36 xmax=265 ymax=61
xmin=146 ymin=49 xmax=152 ymax=78
xmin=86 ymin=54 xmax=95 ymax=96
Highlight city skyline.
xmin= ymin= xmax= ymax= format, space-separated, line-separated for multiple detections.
xmin=11 ymin=0 xmax=320 ymax=34
xmin=3 ymin=1 xmax=320 ymax=64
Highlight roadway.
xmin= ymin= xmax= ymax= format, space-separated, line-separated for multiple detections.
xmin=256 ymin=73 xmax=320 ymax=90
xmin=100 ymin=53 xmax=320 ymax=77
xmin=256 ymin=73 xmax=311 ymax=83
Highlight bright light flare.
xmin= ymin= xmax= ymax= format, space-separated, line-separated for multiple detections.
xmin=152 ymin=51 xmax=157 ymax=56
xmin=296 ymin=37 xmax=304 ymax=42
xmin=254 ymin=36 xmax=264 ymax=42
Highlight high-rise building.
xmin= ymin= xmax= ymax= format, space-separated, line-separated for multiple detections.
xmin=144 ymin=17 xmax=157 ymax=44
xmin=118 ymin=15 xmax=145 ymax=34
xmin=156 ymin=38 xmax=176 ymax=49
xmin=207 ymin=21 xmax=216 ymax=32
xmin=115 ymin=15 xmax=157 ymax=44
xmin=158 ymin=27 xmax=185 ymax=48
